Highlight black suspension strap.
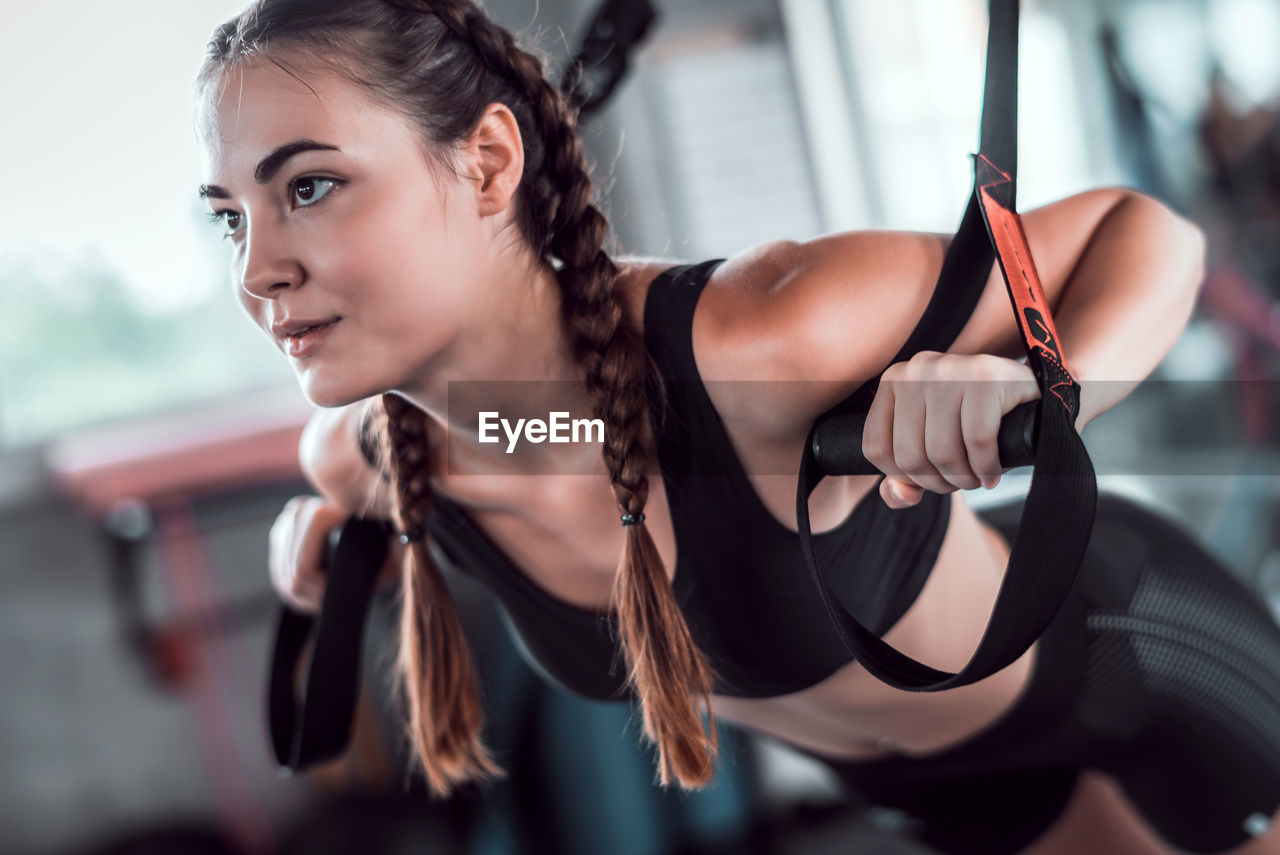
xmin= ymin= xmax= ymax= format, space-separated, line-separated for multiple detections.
xmin=268 ymin=517 xmax=391 ymax=772
xmin=794 ymin=0 xmax=1098 ymax=691
xmin=560 ymin=0 xmax=658 ymax=116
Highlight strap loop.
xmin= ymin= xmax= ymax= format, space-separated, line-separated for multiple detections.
xmin=795 ymin=0 xmax=1097 ymax=692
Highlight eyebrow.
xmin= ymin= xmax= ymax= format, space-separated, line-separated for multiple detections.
xmin=199 ymin=139 xmax=341 ymax=200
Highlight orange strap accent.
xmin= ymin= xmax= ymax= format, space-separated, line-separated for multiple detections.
xmin=976 ymin=155 xmax=1077 ymax=415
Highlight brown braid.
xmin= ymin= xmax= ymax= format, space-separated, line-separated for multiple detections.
xmin=417 ymin=0 xmax=722 ymax=785
xmin=379 ymin=393 xmax=502 ymax=795
xmin=198 ymin=0 xmax=719 ymax=792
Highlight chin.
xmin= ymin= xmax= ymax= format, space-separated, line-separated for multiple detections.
xmin=297 ymin=377 xmax=366 ymax=409
xmin=298 ymin=370 xmax=395 ymax=409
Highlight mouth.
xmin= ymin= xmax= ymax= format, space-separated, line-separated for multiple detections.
xmin=272 ymin=316 xmax=341 ymax=340
xmin=285 ymin=319 xmax=338 ymax=338
xmin=278 ymin=318 xmax=341 ymax=358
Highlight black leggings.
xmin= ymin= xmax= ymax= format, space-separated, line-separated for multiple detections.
xmin=810 ymin=493 xmax=1280 ymax=855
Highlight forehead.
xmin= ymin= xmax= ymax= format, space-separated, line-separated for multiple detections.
xmin=197 ymin=58 xmax=424 ymax=182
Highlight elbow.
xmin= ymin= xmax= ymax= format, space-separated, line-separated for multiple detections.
xmin=1159 ymin=210 xmax=1208 ymax=328
xmin=1117 ymin=190 xmax=1208 ymax=296
xmin=1160 ymin=209 xmax=1209 ymax=337
xmin=1186 ymin=218 xmax=1208 ymax=292
xmin=1171 ymin=212 xmax=1208 ymax=303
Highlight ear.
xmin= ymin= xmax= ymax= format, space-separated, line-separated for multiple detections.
xmin=462 ymin=103 xmax=524 ymax=217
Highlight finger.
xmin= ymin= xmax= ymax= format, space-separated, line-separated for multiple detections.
xmin=288 ymin=576 xmax=326 ymax=612
xmin=295 ymin=502 xmax=347 ymax=592
xmin=284 ymin=499 xmax=310 ymax=597
xmin=268 ymin=501 xmax=301 ymax=600
xmin=960 ymin=388 xmax=1003 ymax=488
xmin=285 ymin=573 xmax=325 ymax=614
xmin=922 ymin=386 xmax=978 ymax=492
xmin=1003 ymin=360 xmax=1042 ymax=410
xmin=862 ymin=381 xmax=903 ymax=480
xmin=891 ymin=384 xmax=947 ymax=493
xmin=272 ymin=518 xmax=318 ymax=612
xmin=880 ymin=476 xmax=924 ymax=509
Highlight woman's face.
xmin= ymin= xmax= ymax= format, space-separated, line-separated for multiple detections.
xmin=197 ymin=58 xmax=488 ymax=407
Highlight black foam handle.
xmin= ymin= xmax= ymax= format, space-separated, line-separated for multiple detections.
xmin=811 ymin=399 xmax=1039 ymax=476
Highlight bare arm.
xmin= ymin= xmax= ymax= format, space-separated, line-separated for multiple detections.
xmin=1043 ymin=192 xmax=1207 ymax=432
xmin=694 ymin=187 xmax=1204 ymax=443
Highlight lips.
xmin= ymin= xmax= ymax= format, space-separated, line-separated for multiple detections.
xmin=271 ymin=316 xmax=341 ymax=340
xmin=280 ymin=318 xmax=340 ymax=359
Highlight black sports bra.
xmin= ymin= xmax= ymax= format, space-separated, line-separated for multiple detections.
xmin=424 ymin=259 xmax=951 ymax=701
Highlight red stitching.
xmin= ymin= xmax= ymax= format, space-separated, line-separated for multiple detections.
xmin=994 ymin=205 xmax=1039 ymax=308
xmin=975 ymin=152 xmax=1013 ymax=191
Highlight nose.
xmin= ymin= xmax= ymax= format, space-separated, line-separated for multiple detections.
xmin=237 ymin=217 xmax=303 ymax=301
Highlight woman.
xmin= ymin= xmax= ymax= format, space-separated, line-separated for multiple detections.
xmin=195 ymin=1 xmax=1280 ymax=853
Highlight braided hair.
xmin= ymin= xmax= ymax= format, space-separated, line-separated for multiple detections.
xmin=199 ymin=0 xmax=720 ymax=796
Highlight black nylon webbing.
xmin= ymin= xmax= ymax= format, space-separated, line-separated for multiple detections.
xmin=267 ymin=517 xmax=392 ymax=772
xmin=794 ymin=0 xmax=1098 ymax=691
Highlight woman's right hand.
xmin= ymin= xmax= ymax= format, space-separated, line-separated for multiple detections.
xmin=267 ymin=495 xmax=403 ymax=613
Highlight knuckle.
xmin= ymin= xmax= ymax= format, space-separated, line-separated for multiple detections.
xmin=967 ymin=431 xmax=997 ymax=451
xmin=977 ymin=358 xmax=1004 ymax=382
xmin=928 ymin=447 xmax=960 ymax=469
xmin=900 ymin=359 xmax=925 ymax=380
xmin=896 ymin=449 xmax=926 ymax=471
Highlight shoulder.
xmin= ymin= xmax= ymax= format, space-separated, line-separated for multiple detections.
xmin=678 ymin=234 xmax=952 ymax=443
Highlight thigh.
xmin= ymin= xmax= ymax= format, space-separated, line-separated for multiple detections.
xmin=1065 ymin=494 xmax=1280 ymax=853
xmin=1019 ymin=770 xmax=1206 ymax=855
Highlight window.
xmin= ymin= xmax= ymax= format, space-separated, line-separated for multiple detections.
xmin=786 ymin=0 xmax=1095 ymax=232
xmin=0 ymin=1 xmax=291 ymax=451
xmin=630 ymin=7 xmax=825 ymax=258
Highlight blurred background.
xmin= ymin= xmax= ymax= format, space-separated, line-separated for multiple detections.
xmin=3 ymin=0 xmax=1280 ymax=852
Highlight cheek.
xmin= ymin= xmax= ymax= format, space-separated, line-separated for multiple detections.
xmin=321 ymin=193 xmax=428 ymax=279
xmin=337 ymin=202 xmax=463 ymax=306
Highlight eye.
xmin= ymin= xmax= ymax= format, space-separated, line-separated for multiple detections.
xmin=291 ymin=176 xmax=340 ymax=208
xmin=205 ymin=209 xmax=243 ymax=240
xmin=202 ymin=176 xmax=342 ymax=241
